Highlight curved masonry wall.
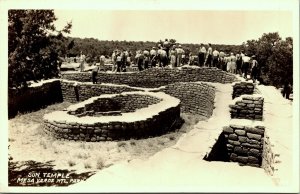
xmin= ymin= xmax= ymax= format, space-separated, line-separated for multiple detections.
xmin=43 ymin=92 xmax=181 ymax=141
xmin=61 ymin=80 xmax=217 ymax=116
xmin=61 ymin=66 xmax=237 ymax=88
xmin=61 ymin=80 xmax=142 ymax=103
xmin=158 ymin=82 xmax=216 ymax=117
xmin=67 ymin=93 xmax=162 ymax=117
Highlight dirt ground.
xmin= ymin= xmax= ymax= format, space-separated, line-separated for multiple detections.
xmin=8 ymin=102 xmax=206 ymax=185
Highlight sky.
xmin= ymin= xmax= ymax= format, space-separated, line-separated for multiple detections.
xmin=53 ymin=10 xmax=293 ymax=45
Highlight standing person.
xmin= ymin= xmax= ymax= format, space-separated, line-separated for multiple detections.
xmin=176 ymin=45 xmax=184 ymax=67
xmin=111 ymin=50 xmax=117 ymax=72
xmin=163 ymin=39 xmax=170 ymax=60
xmin=219 ymin=51 xmax=225 ymax=70
xmin=150 ymin=47 xmax=157 ymax=67
xmin=170 ymin=48 xmax=177 ymax=68
xmin=99 ymin=55 xmax=106 ymax=71
xmin=212 ymin=49 xmax=219 ymax=68
xmin=236 ymin=53 xmax=243 ymax=76
xmin=230 ymin=53 xmax=237 ymax=74
xmin=242 ymin=54 xmax=251 ymax=79
xmin=198 ymin=43 xmax=206 ymax=67
xmin=137 ymin=50 xmax=144 ymax=71
xmin=157 ymin=45 xmax=163 ymax=67
xmin=205 ymin=43 xmax=213 ymax=67
xmin=143 ymin=49 xmax=150 ymax=69
xmin=116 ymin=52 xmax=123 ymax=72
xmin=282 ymin=81 xmax=292 ymax=99
xmin=91 ymin=64 xmax=100 ymax=84
xmin=250 ymin=55 xmax=258 ymax=82
xmin=126 ymin=51 xmax=132 ymax=67
xmin=79 ymin=51 xmax=86 ymax=72
xmin=160 ymin=49 xmax=168 ymax=67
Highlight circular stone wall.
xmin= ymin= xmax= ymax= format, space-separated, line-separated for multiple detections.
xmin=43 ymin=91 xmax=181 ymax=141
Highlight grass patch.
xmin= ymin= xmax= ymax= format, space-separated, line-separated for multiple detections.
xmin=96 ymin=157 xmax=105 ymax=170
xmin=84 ymin=162 xmax=92 ymax=169
xmin=68 ymin=160 xmax=76 ymax=167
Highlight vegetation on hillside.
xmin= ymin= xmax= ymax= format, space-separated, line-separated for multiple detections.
xmin=8 ymin=10 xmax=293 ymax=88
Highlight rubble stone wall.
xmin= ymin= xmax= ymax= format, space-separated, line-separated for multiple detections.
xmin=223 ymin=124 xmax=265 ymax=167
xmin=229 ymin=95 xmax=264 ymax=120
xmin=8 ymin=80 xmax=63 ymax=118
xmin=159 ymin=82 xmax=216 ymax=117
xmin=43 ymin=92 xmax=181 ymax=141
xmin=262 ymin=130 xmax=280 ymax=176
xmin=232 ymin=82 xmax=255 ymax=99
xmin=61 ymin=67 xmax=237 ymax=88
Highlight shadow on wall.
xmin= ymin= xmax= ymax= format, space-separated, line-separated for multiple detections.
xmin=203 ymin=132 xmax=230 ymax=162
xmin=8 ymin=81 xmax=63 ymax=119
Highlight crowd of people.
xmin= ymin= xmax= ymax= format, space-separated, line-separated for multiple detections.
xmin=109 ymin=39 xmax=186 ymax=72
xmin=86 ymin=39 xmax=260 ymax=84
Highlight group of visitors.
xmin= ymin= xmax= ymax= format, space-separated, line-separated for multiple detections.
xmin=87 ymin=40 xmax=262 ymax=84
xmin=186 ymin=43 xmax=259 ymax=82
xmin=133 ymin=42 xmax=186 ymax=71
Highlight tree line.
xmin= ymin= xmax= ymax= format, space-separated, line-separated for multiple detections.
xmin=8 ymin=10 xmax=293 ymax=89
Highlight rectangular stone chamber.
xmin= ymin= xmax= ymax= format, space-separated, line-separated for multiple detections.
xmin=204 ymin=125 xmax=265 ymax=168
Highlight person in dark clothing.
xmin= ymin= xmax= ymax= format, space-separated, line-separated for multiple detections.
xmin=250 ymin=56 xmax=258 ymax=82
xmin=282 ymin=81 xmax=292 ymax=99
xmin=92 ymin=64 xmax=100 ymax=84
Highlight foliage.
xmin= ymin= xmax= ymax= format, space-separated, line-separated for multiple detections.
xmin=242 ymin=32 xmax=293 ymax=87
xmin=8 ymin=10 xmax=72 ymax=88
xmin=65 ymin=37 xmax=243 ymax=60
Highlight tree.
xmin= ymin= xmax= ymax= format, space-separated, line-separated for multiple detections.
xmin=265 ymin=38 xmax=293 ymax=87
xmin=8 ymin=10 xmax=72 ymax=88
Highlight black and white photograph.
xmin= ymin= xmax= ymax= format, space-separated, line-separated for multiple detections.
xmin=0 ymin=0 xmax=299 ymax=192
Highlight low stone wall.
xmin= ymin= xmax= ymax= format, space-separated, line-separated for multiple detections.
xmin=8 ymin=80 xmax=63 ymax=118
xmin=222 ymin=124 xmax=265 ymax=167
xmin=261 ymin=130 xmax=280 ymax=176
xmin=67 ymin=94 xmax=161 ymax=116
xmin=158 ymin=82 xmax=216 ymax=117
xmin=61 ymin=66 xmax=237 ymax=88
xmin=60 ymin=80 xmax=142 ymax=103
xmin=229 ymin=95 xmax=264 ymax=120
xmin=232 ymin=81 xmax=255 ymax=99
xmin=43 ymin=92 xmax=181 ymax=141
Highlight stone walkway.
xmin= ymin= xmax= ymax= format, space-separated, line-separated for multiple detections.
xmin=69 ymin=82 xmax=293 ymax=193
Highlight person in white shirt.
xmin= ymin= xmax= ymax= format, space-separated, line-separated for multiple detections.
xmin=176 ymin=45 xmax=184 ymax=67
xmin=242 ymin=54 xmax=251 ymax=79
xmin=198 ymin=44 xmax=206 ymax=66
xmin=170 ymin=48 xmax=177 ymax=68
xmin=205 ymin=43 xmax=213 ymax=67
xmin=150 ymin=47 xmax=157 ymax=68
xmin=229 ymin=53 xmax=237 ymax=74
xmin=111 ymin=50 xmax=117 ymax=72
xmin=157 ymin=45 xmax=163 ymax=67
xmin=212 ymin=49 xmax=219 ymax=68
xmin=143 ymin=49 xmax=150 ymax=69
xmin=219 ymin=51 xmax=225 ymax=70
xmin=79 ymin=51 xmax=86 ymax=72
